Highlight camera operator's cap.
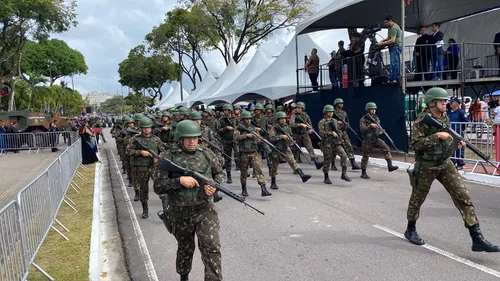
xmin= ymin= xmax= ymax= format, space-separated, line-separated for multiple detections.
xmin=291 ymin=102 xmax=297 ymax=108
xmin=330 ymin=50 xmax=336 ymax=55
xmin=384 ymin=15 xmax=393 ymax=21
xmin=450 ymin=97 xmax=461 ymax=104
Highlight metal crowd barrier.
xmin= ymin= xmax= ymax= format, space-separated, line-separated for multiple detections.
xmin=0 ymin=138 xmax=84 ymax=281
xmin=0 ymin=132 xmax=72 ymax=155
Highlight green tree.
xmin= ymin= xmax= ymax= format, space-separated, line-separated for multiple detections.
xmin=118 ymin=45 xmax=179 ymax=105
xmin=99 ymin=95 xmax=126 ymax=114
xmin=124 ymin=91 xmax=153 ymax=113
xmin=0 ymin=0 xmax=78 ymax=111
xmin=182 ymin=0 xmax=312 ymax=65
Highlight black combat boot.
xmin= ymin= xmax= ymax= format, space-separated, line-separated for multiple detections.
xmin=226 ymin=170 xmax=232 ymax=184
xmin=469 ymin=224 xmax=500 ymax=252
xmin=213 ymin=191 xmax=223 ymax=203
xmin=180 ymin=274 xmax=189 ymax=281
xmin=331 ymin=160 xmax=338 ymax=171
xmin=404 ymin=221 xmax=425 ymax=245
xmin=260 ymin=184 xmax=272 ymax=197
xmin=313 ymin=158 xmax=324 ymax=169
xmin=341 ymin=166 xmax=351 ymax=181
xmin=270 ymin=177 xmax=279 ymax=190
xmin=387 ymin=159 xmax=399 ymax=172
xmin=235 ymin=160 xmax=240 ymax=171
xmin=241 ymin=184 xmax=248 ymax=197
xmin=350 ymin=158 xmax=361 ymax=170
xmin=122 ymin=167 xmax=126 ymax=174
xmin=128 ymin=178 xmax=133 ymax=188
xmin=141 ymin=202 xmax=149 ymax=219
xmin=360 ymin=169 xmax=370 ymax=179
xmin=323 ymin=172 xmax=332 ymax=184
xmin=296 ymin=169 xmax=311 ymax=182
xmin=134 ymin=190 xmax=140 ymax=201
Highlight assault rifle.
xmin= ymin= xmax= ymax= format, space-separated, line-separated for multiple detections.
xmin=125 ymin=128 xmax=139 ymax=134
xmin=332 ymin=112 xmax=362 ymax=143
xmin=237 ymin=124 xmax=288 ymax=159
xmin=363 ymin=114 xmax=401 ymax=153
xmin=199 ymin=136 xmax=233 ymax=160
xmin=251 ymin=120 xmax=268 ymax=135
xmin=274 ymin=124 xmax=312 ymax=164
xmin=134 ymin=139 xmax=265 ymax=215
xmin=422 ymin=114 xmax=500 ymax=172
xmin=296 ymin=116 xmax=322 ymax=141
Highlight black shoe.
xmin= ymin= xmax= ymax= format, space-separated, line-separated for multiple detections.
xmin=180 ymin=274 xmax=189 ymax=281
xmin=469 ymin=224 xmax=500 ymax=252
xmin=331 ymin=161 xmax=338 ymax=171
xmin=260 ymin=184 xmax=272 ymax=197
xmin=341 ymin=166 xmax=351 ymax=182
xmin=350 ymin=158 xmax=361 ymax=170
xmin=387 ymin=159 xmax=399 ymax=172
xmin=141 ymin=202 xmax=149 ymax=219
xmin=270 ymin=178 xmax=279 ymax=190
xmin=241 ymin=184 xmax=248 ymax=197
xmin=214 ymin=191 xmax=223 ymax=203
xmin=122 ymin=168 xmax=126 ymax=175
xmin=313 ymin=158 xmax=323 ymax=169
xmin=296 ymin=168 xmax=311 ymax=182
xmin=134 ymin=190 xmax=140 ymax=202
xmin=404 ymin=221 xmax=425 ymax=245
xmin=323 ymin=173 xmax=332 ymax=184
xmin=128 ymin=179 xmax=133 ymax=188
xmin=226 ymin=170 xmax=232 ymax=184
xmin=360 ymin=169 xmax=370 ymax=179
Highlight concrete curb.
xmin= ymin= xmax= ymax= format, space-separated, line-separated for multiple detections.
xmin=89 ymin=156 xmax=102 ymax=281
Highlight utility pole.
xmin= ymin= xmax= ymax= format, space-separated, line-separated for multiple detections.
xmin=121 ymin=85 xmax=124 ymax=115
xmin=178 ymin=26 xmax=183 ymax=101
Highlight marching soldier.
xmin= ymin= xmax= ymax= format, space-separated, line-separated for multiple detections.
xmin=405 ymin=87 xmax=499 ymax=252
xmin=265 ymin=104 xmax=276 ymax=127
xmin=126 ymin=118 xmax=166 ymax=219
xmin=268 ymin=111 xmax=311 ymax=189
xmin=253 ymin=104 xmax=272 ymax=161
xmin=233 ymin=111 xmax=272 ymax=197
xmin=153 ymin=112 xmax=173 ymax=145
xmin=318 ymin=105 xmax=351 ymax=184
xmin=154 ymin=120 xmax=225 ymax=281
xmin=359 ymin=102 xmax=399 ymax=179
xmin=218 ymin=104 xmax=240 ymax=183
xmin=203 ymin=108 xmax=219 ymax=135
xmin=331 ymin=98 xmax=361 ymax=171
xmin=289 ymin=101 xmax=323 ymax=169
xmin=121 ymin=116 xmax=139 ymax=191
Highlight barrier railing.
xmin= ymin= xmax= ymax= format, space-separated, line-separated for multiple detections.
xmin=0 ymin=131 xmax=72 ymax=155
xmin=0 ymin=138 xmax=84 ymax=281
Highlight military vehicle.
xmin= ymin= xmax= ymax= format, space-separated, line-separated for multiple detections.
xmin=0 ymin=111 xmax=72 ymax=132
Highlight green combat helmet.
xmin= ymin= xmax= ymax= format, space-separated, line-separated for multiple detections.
xmin=424 ymin=87 xmax=449 ymax=103
xmin=179 ymin=107 xmax=190 ymax=116
xmin=365 ymin=102 xmax=377 ymax=111
xmin=241 ymin=110 xmax=252 ymax=119
xmin=115 ymin=117 xmax=122 ymax=124
xmin=323 ymin=104 xmax=334 ymax=113
xmin=296 ymin=101 xmax=306 ymax=109
xmin=276 ymin=105 xmax=284 ymax=112
xmin=139 ymin=118 xmax=154 ymax=128
xmin=134 ymin=114 xmax=145 ymax=121
xmin=334 ymin=98 xmax=344 ymax=106
xmin=234 ymin=105 xmax=242 ymax=110
xmin=162 ymin=111 xmax=172 ymax=118
xmin=265 ymin=104 xmax=275 ymax=111
xmin=189 ymin=111 xmax=203 ymax=120
xmin=122 ymin=116 xmax=133 ymax=124
xmin=204 ymin=108 xmax=215 ymax=116
xmin=254 ymin=104 xmax=265 ymax=111
xmin=174 ymin=120 xmax=201 ymax=141
xmin=275 ymin=111 xmax=287 ymax=119
xmin=222 ymin=104 xmax=234 ymax=112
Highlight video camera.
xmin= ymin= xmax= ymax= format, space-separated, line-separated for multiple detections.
xmin=361 ymin=24 xmax=382 ymax=38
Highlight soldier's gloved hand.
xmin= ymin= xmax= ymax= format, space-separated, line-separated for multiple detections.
xmin=435 ymin=132 xmax=452 ymax=140
xmin=140 ymin=150 xmax=152 ymax=157
xmin=204 ymin=185 xmax=216 ymax=196
xmin=180 ymin=176 xmax=199 ymax=188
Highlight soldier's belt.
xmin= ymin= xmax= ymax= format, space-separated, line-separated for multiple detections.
xmin=169 ymin=203 xmax=209 ymax=213
xmin=416 ymin=159 xmax=447 ymax=168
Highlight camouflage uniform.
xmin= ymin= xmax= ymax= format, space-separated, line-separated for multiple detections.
xmin=200 ymin=124 xmax=223 ymax=164
xmin=318 ymin=118 xmax=348 ymax=172
xmin=122 ymin=128 xmax=137 ymax=186
xmin=333 ymin=108 xmax=356 ymax=159
xmin=268 ymin=123 xmax=299 ymax=177
xmin=218 ymin=115 xmax=240 ymax=171
xmin=153 ymin=121 xmax=173 ymax=145
xmin=289 ymin=112 xmax=317 ymax=160
xmin=359 ymin=114 xmax=391 ymax=169
xmin=154 ymin=144 xmax=224 ymax=280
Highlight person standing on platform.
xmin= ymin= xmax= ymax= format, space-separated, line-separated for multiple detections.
xmin=430 ymin=22 xmax=445 ymax=80
xmin=494 ymin=31 xmax=500 ymax=77
xmin=305 ymin=48 xmax=320 ymax=92
xmin=359 ymin=102 xmax=399 ymax=179
xmin=414 ymin=26 xmax=431 ymax=81
xmin=405 ymin=87 xmax=500 ymax=252
xmin=331 ymin=98 xmax=361 ymax=171
xmin=377 ymin=15 xmax=402 ymax=83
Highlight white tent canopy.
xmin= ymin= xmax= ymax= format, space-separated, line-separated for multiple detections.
xmin=175 ymin=71 xmax=216 ymax=108
xmin=150 ymin=85 xmax=173 ymax=109
xmin=191 ymin=59 xmax=243 ymax=107
xmin=207 ymin=34 xmax=328 ymax=104
xmin=157 ymin=82 xmax=190 ymax=110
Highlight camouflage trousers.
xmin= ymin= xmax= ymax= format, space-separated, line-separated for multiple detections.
xmin=322 ymin=145 xmax=348 ymax=174
xmin=123 ymin=155 xmax=132 ymax=176
xmin=136 ymin=166 xmax=153 ymax=203
xmin=240 ymin=152 xmax=265 ymax=185
xmin=168 ymin=204 xmax=222 ymax=280
xmin=360 ymin=139 xmax=391 ymax=169
xmin=407 ymin=158 xmax=478 ymax=227
xmin=333 ymin=132 xmax=355 ymax=159
xmin=222 ymin=140 xmax=240 ymax=171
xmin=291 ymin=133 xmax=316 ymax=160
xmin=116 ymin=140 xmax=124 ymax=160
xmin=268 ymin=148 xmax=299 ymax=178
xmin=131 ymin=164 xmax=139 ymax=191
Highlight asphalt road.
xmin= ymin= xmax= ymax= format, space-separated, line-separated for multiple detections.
xmin=103 ymin=136 xmax=500 ymax=281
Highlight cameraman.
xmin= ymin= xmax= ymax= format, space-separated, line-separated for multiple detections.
xmin=377 ymin=15 xmax=402 ymax=83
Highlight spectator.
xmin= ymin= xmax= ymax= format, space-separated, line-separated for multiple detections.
xmin=79 ymin=121 xmax=99 ymax=165
xmin=304 ymin=48 xmax=320 ymax=92
xmin=493 ymin=101 xmax=500 ymax=135
xmin=349 ymin=34 xmax=365 ymax=87
xmin=447 ymin=98 xmax=468 ymax=169
xmin=48 ymin=122 xmax=59 ymax=152
xmin=430 ymin=23 xmax=444 ymax=80
xmin=377 ymin=15 xmax=402 ymax=83
xmin=494 ymin=31 xmax=500 ymax=77
xmin=416 ymin=97 xmax=426 ymax=113
xmin=470 ymin=97 xmax=484 ymax=122
xmin=327 ymin=50 xmax=339 ymax=89
xmin=444 ymin=38 xmax=460 ymax=80
xmin=414 ymin=26 xmax=431 ymax=81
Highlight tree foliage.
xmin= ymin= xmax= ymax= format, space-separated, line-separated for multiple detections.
xmin=118 ymin=45 xmax=179 ymax=104
xmin=182 ymin=0 xmax=313 ymax=65
xmin=124 ymin=91 xmax=153 ymax=113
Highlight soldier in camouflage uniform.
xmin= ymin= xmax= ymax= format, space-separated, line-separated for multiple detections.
xmin=130 ymin=114 xmax=145 ymax=195
xmin=233 ymin=111 xmax=272 ymax=197
xmin=359 ymin=102 xmax=398 ymax=179
xmin=153 ymin=112 xmax=173 ymax=145
xmin=404 ymin=87 xmax=499 ymax=252
xmin=264 ymin=104 xmax=276 ymax=127
xmin=203 ymin=109 xmax=220 ymax=136
xmin=178 ymin=108 xmax=190 ymax=122
xmin=154 ymin=120 xmax=225 ymax=281
xmin=218 ymin=104 xmax=240 ymax=183
xmin=126 ymin=118 xmax=166 ymax=218
xmin=121 ymin=116 xmax=137 ymax=188
xmin=268 ymin=111 xmax=311 ymax=189
xmin=331 ymin=98 xmax=361 ymax=171
xmin=318 ymin=105 xmax=351 ymax=184
xmin=289 ymin=101 xmax=323 ymax=169
xmin=253 ymin=104 xmax=272 ymax=162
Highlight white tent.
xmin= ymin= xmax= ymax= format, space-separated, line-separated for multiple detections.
xmin=175 ymin=71 xmax=216 ymax=108
xmin=190 ymin=59 xmax=243 ymax=107
xmin=157 ymin=82 xmax=190 ymax=110
xmin=150 ymin=85 xmax=173 ymax=109
xmin=211 ymin=34 xmax=329 ymax=104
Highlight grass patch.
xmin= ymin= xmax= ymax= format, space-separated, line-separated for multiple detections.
xmin=28 ymin=164 xmax=96 ymax=281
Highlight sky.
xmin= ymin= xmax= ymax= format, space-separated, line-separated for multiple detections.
xmin=54 ymin=0 xmax=348 ymax=97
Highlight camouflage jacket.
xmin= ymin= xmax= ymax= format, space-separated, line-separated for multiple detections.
xmin=412 ymin=111 xmax=455 ymax=163
xmin=289 ymin=112 xmax=312 ymax=135
xmin=204 ymin=118 xmax=219 ymax=135
xmin=318 ymin=118 xmax=342 ymax=147
xmin=154 ymin=144 xmax=225 ymax=207
xmin=122 ymin=128 xmax=138 ymax=159
xmin=200 ymin=124 xmax=222 ymax=148
xmin=265 ymin=114 xmax=276 ymax=127
xmin=360 ymin=114 xmax=380 ymax=141
xmin=269 ymin=123 xmax=292 ymax=151
xmin=234 ymin=124 xmax=259 ymax=154
xmin=153 ymin=121 xmax=173 ymax=144
xmin=334 ymin=109 xmax=350 ymax=131
xmin=126 ymin=133 xmax=166 ymax=166
xmin=218 ymin=115 xmax=238 ymax=141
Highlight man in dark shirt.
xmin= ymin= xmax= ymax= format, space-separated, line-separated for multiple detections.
xmin=328 ymin=50 xmax=339 ymax=89
xmin=414 ymin=26 xmax=431 ymax=81
xmin=447 ymin=98 xmax=468 ymax=169
xmin=336 ymin=40 xmax=346 ymax=86
xmin=494 ymin=32 xmax=500 ymax=77
xmin=430 ymin=23 xmax=445 ymax=80
xmin=305 ymin=48 xmax=320 ymax=92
